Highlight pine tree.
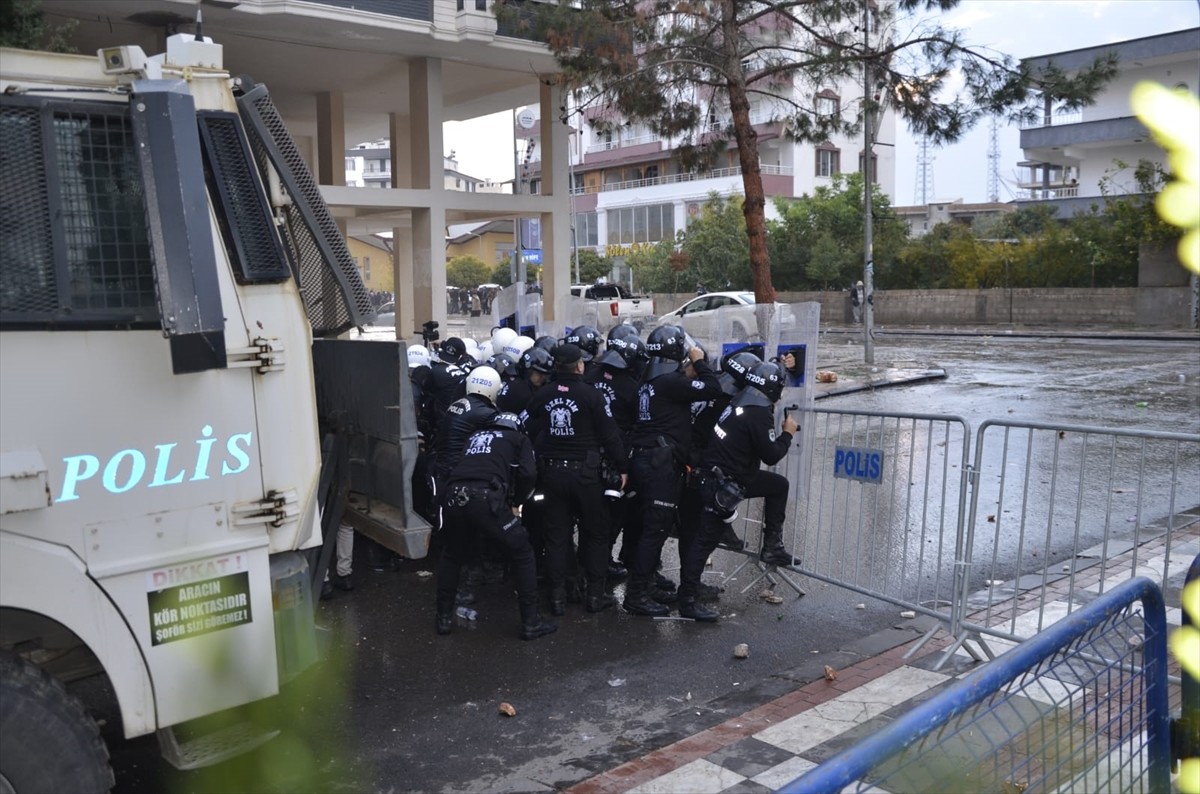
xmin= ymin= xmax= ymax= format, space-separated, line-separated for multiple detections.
xmin=497 ymin=0 xmax=1118 ymax=304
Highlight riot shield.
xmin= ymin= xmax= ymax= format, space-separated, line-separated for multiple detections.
xmin=492 ymin=284 xmax=542 ymax=339
xmin=548 ymin=292 xmax=593 ymax=341
xmin=712 ymin=301 xmax=819 ymax=594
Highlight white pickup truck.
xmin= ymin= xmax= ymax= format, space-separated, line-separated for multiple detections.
xmin=568 ymin=283 xmax=655 ymax=331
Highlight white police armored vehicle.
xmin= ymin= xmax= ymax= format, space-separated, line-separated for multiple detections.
xmin=0 ymin=25 xmax=427 ymax=791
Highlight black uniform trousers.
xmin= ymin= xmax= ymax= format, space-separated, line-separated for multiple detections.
xmin=628 ymin=446 xmax=686 ymax=578
xmin=435 ymin=486 xmax=538 ymax=613
xmin=678 ymin=469 xmax=790 ymax=598
xmin=539 ymin=462 xmax=610 ymax=593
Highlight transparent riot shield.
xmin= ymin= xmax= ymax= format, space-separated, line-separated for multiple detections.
xmin=547 ymin=292 xmax=593 ymax=341
xmin=715 ymin=300 xmax=820 ymax=597
xmin=492 ymin=284 xmax=543 ymax=339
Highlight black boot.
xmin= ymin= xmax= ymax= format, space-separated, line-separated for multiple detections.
xmin=696 ymin=582 xmax=723 ymax=602
xmin=519 ymin=600 xmax=557 ymax=641
xmin=653 ymin=572 xmax=677 ymax=592
xmin=678 ymin=596 xmax=719 ymax=622
xmin=548 ymin=586 xmax=567 ymax=616
xmin=760 ymin=531 xmax=801 ymax=567
xmin=623 ymin=577 xmax=669 ymax=616
xmin=435 ymin=604 xmax=454 ymax=636
xmin=606 ymin=559 xmax=629 ymax=579
xmin=651 ymin=586 xmax=678 ymax=605
xmin=716 ymin=524 xmax=745 ymax=552
xmin=585 ymin=580 xmax=616 ymax=612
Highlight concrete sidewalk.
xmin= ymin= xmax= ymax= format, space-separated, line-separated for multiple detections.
xmin=568 ymin=515 xmax=1198 ymax=794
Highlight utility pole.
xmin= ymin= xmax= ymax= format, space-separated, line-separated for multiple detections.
xmin=861 ymin=0 xmax=875 ymax=365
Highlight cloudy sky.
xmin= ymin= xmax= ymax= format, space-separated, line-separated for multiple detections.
xmin=444 ymin=0 xmax=1199 ymax=205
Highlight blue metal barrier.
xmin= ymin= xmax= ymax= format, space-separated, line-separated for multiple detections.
xmin=779 ymin=576 xmax=1171 ymax=793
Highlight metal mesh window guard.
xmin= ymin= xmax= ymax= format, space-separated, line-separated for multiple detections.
xmin=1 ymin=96 xmax=155 ymax=324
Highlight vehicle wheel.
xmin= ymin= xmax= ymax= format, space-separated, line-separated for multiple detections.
xmin=731 ymin=321 xmax=748 ymax=342
xmin=0 ymin=652 xmax=114 ymax=793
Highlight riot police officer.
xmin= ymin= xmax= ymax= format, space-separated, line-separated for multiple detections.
xmin=431 ymin=365 xmax=502 ymax=488
xmin=524 ymin=344 xmax=627 ymax=615
xmin=407 ymin=344 xmax=436 ymax=525
xmin=585 ymin=331 xmax=646 ymax=576
xmin=623 ymin=325 xmax=723 ymax=617
xmin=678 ymin=362 xmax=800 ymax=621
xmin=688 ymin=349 xmax=762 ymax=553
xmin=435 ymin=413 xmax=557 ymax=641
xmin=563 ymin=324 xmax=602 ymax=375
xmin=496 ymin=347 xmax=553 ymax=415
xmin=425 ymin=337 xmax=473 ymax=437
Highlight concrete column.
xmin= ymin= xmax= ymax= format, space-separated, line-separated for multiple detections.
xmin=408 ymin=59 xmax=446 ymax=332
xmin=393 ymin=223 xmax=415 ymax=341
xmin=390 ymin=111 xmax=413 ymax=189
xmin=316 ymin=91 xmax=346 ymax=186
xmin=540 ymin=79 xmax=571 ymax=321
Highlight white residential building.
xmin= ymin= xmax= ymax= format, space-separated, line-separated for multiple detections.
xmin=1018 ymin=27 xmax=1199 ymax=216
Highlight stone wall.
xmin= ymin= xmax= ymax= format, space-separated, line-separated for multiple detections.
xmin=654 ymin=286 xmax=1196 ymax=328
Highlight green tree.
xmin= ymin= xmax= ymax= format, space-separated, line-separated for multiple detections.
xmin=488 ymin=262 xmax=513 ymax=287
xmin=0 ymin=0 xmax=77 ymax=52
xmin=572 ymin=248 xmax=612 ymax=283
xmin=446 ymin=255 xmax=492 ymax=288
xmin=680 ymin=193 xmax=751 ymax=291
xmin=768 ymin=172 xmax=907 ymax=290
xmin=627 ymin=239 xmax=680 ymax=294
xmin=496 ymin=0 xmax=1116 ymax=304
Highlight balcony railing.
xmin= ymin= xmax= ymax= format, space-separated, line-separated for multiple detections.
xmin=585 ymin=132 xmax=661 ymax=154
xmin=1020 ymin=186 xmax=1080 ymax=200
xmin=571 ymin=163 xmax=791 ymax=194
xmin=1019 ymin=109 xmax=1084 ymax=130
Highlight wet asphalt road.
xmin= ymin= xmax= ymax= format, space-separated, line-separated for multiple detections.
xmin=102 ymin=329 xmax=1199 ymax=794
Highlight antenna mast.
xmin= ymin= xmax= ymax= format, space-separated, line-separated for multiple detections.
xmin=914 ymin=135 xmax=935 ymax=204
xmin=986 ymin=116 xmax=1001 ymax=203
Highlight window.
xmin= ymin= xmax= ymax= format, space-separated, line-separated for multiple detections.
xmin=1 ymin=97 xmax=157 ymax=324
xmin=345 ymin=157 xmax=355 ymax=171
xmin=815 ymin=91 xmax=839 ymax=117
xmin=529 ymin=179 xmax=541 ymax=194
xmin=644 ymin=164 xmax=659 ymax=180
xmin=575 ymin=211 xmax=598 ymax=247
xmin=605 ymin=203 xmax=675 ymax=246
xmin=815 ymin=147 xmax=839 ymax=177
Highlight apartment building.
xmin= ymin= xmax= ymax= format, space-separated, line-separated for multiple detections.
xmin=515 ymin=49 xmax=896 ymax=283
xmin=1017 ymin=27 xmax=1199 ymax=216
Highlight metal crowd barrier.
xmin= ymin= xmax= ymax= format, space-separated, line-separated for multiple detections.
xmin=956 ymin=420 xmax=1200 ymax=657
xmin=770 ymin=408 xmax=972 ymax=635
xmin=765 ymin=410 xmax=1199 ymax=667
xmin=779 ymin=576 xmax=1173 ymax=793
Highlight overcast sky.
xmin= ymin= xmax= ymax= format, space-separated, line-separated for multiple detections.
xmin=444 ymin=0 xmax=1199 ymax=206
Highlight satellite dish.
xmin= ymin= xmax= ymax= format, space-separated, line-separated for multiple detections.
xmin=516 ymin=109 xmax=536 ymax=130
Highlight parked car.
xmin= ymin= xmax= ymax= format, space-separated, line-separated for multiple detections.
xmin=370 ymin=302 xmax=395 ymax=327
xmin=656 ymin=291 xmax=795 ymax=343
xmin=568 ymin=283 xmax=655 ymax=331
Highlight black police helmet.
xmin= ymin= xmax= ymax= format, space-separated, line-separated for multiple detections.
xmin=742 ymin=361 xmax=785 ymax=404
xmin=595 ymin=335 xmax=646 ymax=370
xmin=485 ymin=352 xmax=518 ymax=379
xmin=533 ymin=335 xmax=558 ymax=353
xmin=646 ymin=325 xmax=686 ymax=362
xmin=519 ymin=347 xmax=554 ymax=376
xmin=563 ymin=325 xmax=601 ymax=359
xmin=489 ymin=412 xmax=523 ymax=433
xmin=722 ymin=350 xmax=762 ymax=390
xmin=608 ymin=324 xmax=640 ymax=344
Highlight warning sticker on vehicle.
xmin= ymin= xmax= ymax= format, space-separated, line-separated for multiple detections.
xmin=148 ymin=572 xmax=252 ymax=646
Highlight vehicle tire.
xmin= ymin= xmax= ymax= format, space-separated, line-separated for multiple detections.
xmin=0 ymin=652 xmax=114 ymax=793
